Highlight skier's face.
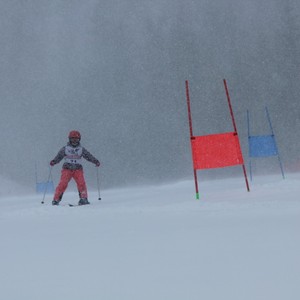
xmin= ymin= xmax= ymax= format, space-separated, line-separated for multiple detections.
xmin=69 ymin=137 xmax=80 ymax=146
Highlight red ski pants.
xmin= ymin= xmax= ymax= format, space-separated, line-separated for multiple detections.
xmin=54 ymin=169 xmax=88 ymax=200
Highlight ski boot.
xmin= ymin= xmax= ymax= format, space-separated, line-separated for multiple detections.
xmin=78 ymin=198 xmax=90 ymax=205
xmin=52 ymin=200 xmax=60 ymax=206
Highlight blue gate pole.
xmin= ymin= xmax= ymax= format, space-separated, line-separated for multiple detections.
xmin=265 ymin=107 xmax=285 ymax=179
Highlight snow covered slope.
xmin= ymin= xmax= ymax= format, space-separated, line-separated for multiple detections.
xmin=0 ymin=174 xmax=299 ymax=300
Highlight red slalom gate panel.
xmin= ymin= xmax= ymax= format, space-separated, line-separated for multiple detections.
xmin=191 ymin=132 xmax=244 ymax=170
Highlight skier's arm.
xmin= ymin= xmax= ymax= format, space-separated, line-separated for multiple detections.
xmin=82 ymin=147 xmax=100 ymax=166
xmin=50 ymin=147 xmax=65 ymax=166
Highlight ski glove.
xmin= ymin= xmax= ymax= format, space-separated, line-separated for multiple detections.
xmin=95 ymin=160 xmax=100 ymax=167
xmin=50 ymin=160 xmax=56 ymax=166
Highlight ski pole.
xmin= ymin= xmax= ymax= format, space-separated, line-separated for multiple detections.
xmin=96 ymin=167 xmax=101 ymax=200
xmin=41 ymin=166 xmax=53 ymax=204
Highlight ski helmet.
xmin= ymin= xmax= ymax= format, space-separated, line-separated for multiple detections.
xmin=68 ymin=130 xmax=81 ymax=140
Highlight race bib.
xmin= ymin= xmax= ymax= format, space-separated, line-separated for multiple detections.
xmin=64 ymin=145 xmax=83 ymax=164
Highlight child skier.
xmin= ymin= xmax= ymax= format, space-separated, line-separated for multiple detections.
xmin=50 ymin=130 xmax=100 ymax=205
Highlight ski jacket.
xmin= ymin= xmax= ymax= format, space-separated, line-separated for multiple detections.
xmin=52 ymin=143 xmax=100 ymax=170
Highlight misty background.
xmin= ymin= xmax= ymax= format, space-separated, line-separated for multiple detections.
xmin=0 ymin=0 xmax=300 ymax=191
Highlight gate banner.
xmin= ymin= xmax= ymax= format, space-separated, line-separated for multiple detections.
xmin=191 ymin=132 xmax=244 ymax=169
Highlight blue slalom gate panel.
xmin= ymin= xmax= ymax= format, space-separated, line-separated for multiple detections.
xmin=247 ymin=107 xmax=285 ymax=179
xmin=36 ymin=181 xmax=55 ymax=194
xmin=248 ymin=135 xmax=278 ymax=157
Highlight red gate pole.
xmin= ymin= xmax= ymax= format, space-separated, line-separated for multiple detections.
xmin=223 ymin=79 xmax=250 ymax=192
xmin=185 ymin=80 xmax=200 ymax=199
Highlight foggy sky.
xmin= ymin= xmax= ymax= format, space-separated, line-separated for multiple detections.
xmin=0 ymin=0 xmax=300 ymax=190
